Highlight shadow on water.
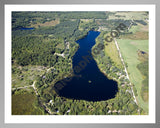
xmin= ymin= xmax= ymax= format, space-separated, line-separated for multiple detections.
xmin=53 ymin=31 xmax=118 ymax=102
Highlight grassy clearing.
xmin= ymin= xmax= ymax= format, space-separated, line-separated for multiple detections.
xmin=108 ymin=11 xmax=148 ymax=20
xmin=137 ymin=61 xmax=149 ymax=102
xmin=103 ymin=34 xmax=123 ymax=69
xmin=30 ymin=19 xmax=60 ymax=28
xmin=56 ymin=42 xmax=65 ymax=49
xmin=117 ymin=39 xmax=148 ymax=113
xmin=12 ymin=65 xmax=47 ymax=88
xmin=80 ymin=19 xmax=93 ymax=23
xmin=121 ymin=22 xmax=148 ymax=40
xmin=79 ymin=19 xmax=94 ymax=31
xmin=12 ymin=89 xmax=45 ymax=115
xmin=137 ymin=50 xmax=149 ymax=102
xmin=121 ymin=31 xmax=148 ymax=40
xmin=128 ymin=25 xmax=140 ymax=33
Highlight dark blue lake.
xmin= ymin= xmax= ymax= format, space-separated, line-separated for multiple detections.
xmin=20 ymin=27 xmax=35 ymax=30
xmin=54 ymin=31 xmax=118 ymax=101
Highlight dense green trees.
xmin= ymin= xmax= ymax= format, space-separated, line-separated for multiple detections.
xmin=12 ymin=36 xmax=58 ymax=66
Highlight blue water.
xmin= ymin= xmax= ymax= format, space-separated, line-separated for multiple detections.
xmin=20 ymin=27 xmax=34 ymax=30
xmin=54 ymin=31 xmax=118 ymax=101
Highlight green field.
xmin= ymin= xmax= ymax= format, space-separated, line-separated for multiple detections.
xmin=117 ymin=39 xmax=148 ymax=113
xmin=108 ymin=11 xmax=148 ymax=20
xmin=12 ymin=89 xmax=45 ymax=115
xmin=104 ymin=38 xmax=123 ymax=69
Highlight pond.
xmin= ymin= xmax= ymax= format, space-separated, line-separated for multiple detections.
xmin=54 ymin=31 xmax=118 ymax=101
xmin=20 ymin=27 xmax=35 ymax=30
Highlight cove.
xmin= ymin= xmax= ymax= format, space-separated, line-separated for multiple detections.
xmin=54 ymin=31 xmax=118 ymax=101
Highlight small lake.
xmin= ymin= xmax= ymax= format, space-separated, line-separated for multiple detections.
xmin=20 ymin=27 xmax=35 ymax=30
xmin=54 ymin=31 xmax=118 ymax=101
xmin=13 ymin=26 xmax=35 ymax=31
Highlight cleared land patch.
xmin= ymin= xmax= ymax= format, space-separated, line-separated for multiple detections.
xmin=79 ymin=19 xmax=94 ymax=31
xmin=108 ymin=11 xmax=148 ymax=20
xmin=104 ymin=34 xmax=123 ymax=69
xmin=12 ymin=65 xmax=47 ymax=88
xmin=12 ymin=89 xmax=45 ymax=115
xmin=121 ymin=31 xmax=148 ymax=40
xmin=137 ymin=50 xmax=149 ymax=102
xmin=120 ymin=22 xmax=148 ymax=40
xmin=30 ymin=19 xmax=60 ymax=28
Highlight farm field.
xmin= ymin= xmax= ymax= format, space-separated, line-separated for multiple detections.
xmin=117 ymin=39 xmax=148 ymax=113
xmin=108 ymin=11 xmax=148 ymax=20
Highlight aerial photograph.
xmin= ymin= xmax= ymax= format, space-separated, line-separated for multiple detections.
xmin=11 ymin=11 xmax=149 ymax=115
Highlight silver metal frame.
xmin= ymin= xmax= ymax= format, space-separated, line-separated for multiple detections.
xmin=0 ymin=0 xmax=159 ymax=127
